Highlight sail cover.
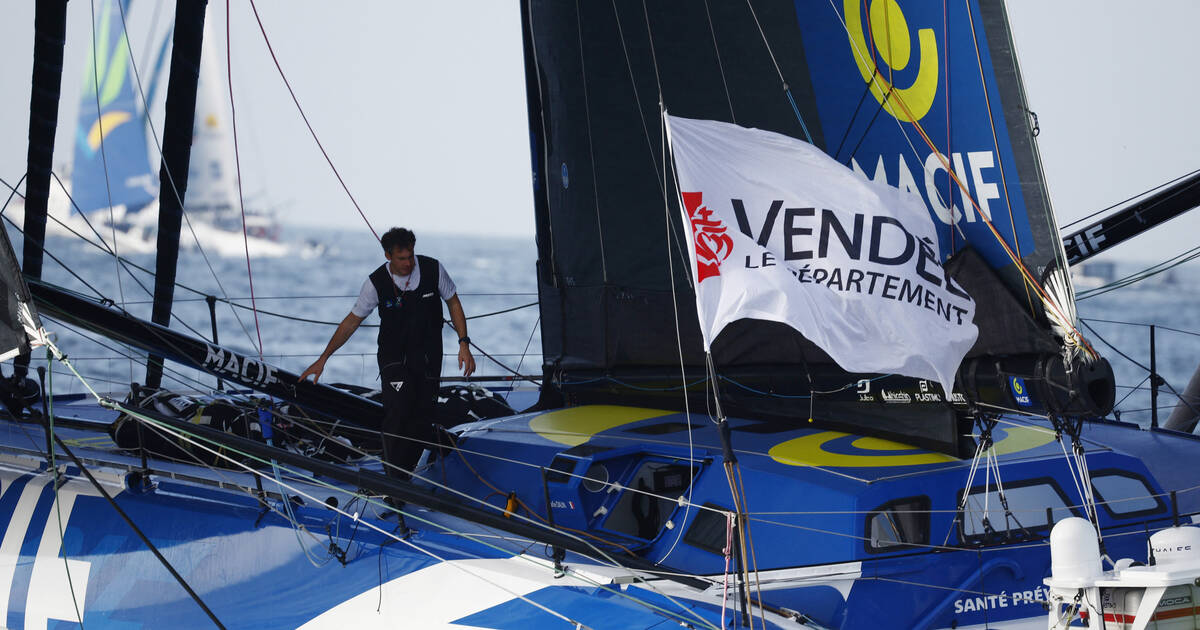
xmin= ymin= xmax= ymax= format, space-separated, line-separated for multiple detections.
xmin=666 ymin=115 xmax=977 ymax=394
xmin=522 ymin=1 xmax=1066 ymax=385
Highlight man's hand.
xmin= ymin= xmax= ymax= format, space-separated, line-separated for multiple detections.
xmin=458 ymin=344 xmax=476 ymax=377
xmin=299 ymin=356 xmax=327 ymax=383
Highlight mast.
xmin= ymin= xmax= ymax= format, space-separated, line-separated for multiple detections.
xmin=147 ymin=0 xmax=208 ymax=389
xmin=21 ymin=0 xmax=70 ymax=285
xmin=16 ymin=0 xmax=70 ymax=381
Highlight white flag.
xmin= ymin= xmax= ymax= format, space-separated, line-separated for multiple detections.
xmin=665 ymin=115 xmax=977 ymax=395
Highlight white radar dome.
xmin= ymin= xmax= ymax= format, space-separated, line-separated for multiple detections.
xmin=1049 ymin=517 xmax=1101 ymax=582
xmin=1150 ymin=525 xmax=1200 ymax=566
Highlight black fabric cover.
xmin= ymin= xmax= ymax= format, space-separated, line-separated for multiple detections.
xmin=947 ymin=247 xmax=1060 ymax=358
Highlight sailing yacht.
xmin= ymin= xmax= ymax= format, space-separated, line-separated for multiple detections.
xmin=19 ymin=0 xmax=284 ymax=257
xmin=0 ymin=1 xmax=1197 ymax=628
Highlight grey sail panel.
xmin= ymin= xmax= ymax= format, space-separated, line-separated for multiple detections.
xmin=0 ymin=227 xmax=41 ymax=362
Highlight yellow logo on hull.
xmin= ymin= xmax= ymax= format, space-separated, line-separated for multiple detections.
xmin=769 ymin=426 xmax=1056 ymax=469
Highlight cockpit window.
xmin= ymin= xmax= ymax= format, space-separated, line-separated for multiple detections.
xmin=866 ymin=496 xmax=930 ymax=552
xmin=1091 ymin=471 xmax=1164 ymax=518
xmin=602 ymin=461 xmax=695 ymax=540
xmin=959 ymin=480 xmax=1074 ymax=544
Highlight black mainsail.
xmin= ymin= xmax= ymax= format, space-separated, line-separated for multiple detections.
xmin=521 ymin=0 xmax=1111 ymax=454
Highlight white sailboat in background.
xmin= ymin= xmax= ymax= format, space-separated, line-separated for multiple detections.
xmin=13 ymin=0 xmax=285 ymax=257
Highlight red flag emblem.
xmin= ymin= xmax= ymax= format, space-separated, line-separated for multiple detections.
xmin=682 ymin=192 xmax=733 ymax=282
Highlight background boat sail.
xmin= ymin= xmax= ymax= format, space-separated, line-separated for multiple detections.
xmin=0 ymin=0 xmax=1196 ymax=628
xmin=65 ymin=0 xmax=283 ymax=256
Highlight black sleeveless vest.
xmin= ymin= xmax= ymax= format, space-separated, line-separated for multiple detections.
xmin=369 ymin=255 xmax=444 ymax=373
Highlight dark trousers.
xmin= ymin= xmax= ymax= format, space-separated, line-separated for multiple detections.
xmin=378 ymin=359 xmax=439 ymax=481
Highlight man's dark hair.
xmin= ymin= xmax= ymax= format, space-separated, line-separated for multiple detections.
xmin=381 ymin=227 xmax=416 ymax=253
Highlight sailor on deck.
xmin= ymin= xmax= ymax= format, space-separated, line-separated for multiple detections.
xmin=300 ymin=227 xmax=476 ymax=481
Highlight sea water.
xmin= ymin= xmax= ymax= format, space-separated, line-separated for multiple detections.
xmin=10 ymin=226 xmax=1200 ymax=429
xmin=18 ymin=228 xmax=542 ymax=400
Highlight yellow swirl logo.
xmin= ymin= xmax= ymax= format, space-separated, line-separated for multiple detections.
xmin=769 ymin=427 xmax=1056 ymax=468
xmin=844 ymin=0 xmax=938 ymax=123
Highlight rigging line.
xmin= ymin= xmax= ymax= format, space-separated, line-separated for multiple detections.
xmin=574 ymin=0 xmax=609 ymax=284
xmin=125 ymin=416 xmax=333 ymax=569
xmin=44 ymin=174 xmax=215 ymax=341
xmin=1079 ymin=320 xmax=1200 ymax=420
xmin=943 ymin=0 xmax=953 ymax=253
xmin=1078 ymin=319 xmax=1152 ymax=374
xmin=137 ymin=0 xmax=165 ymax=76
xmin=439 ymin=435 xmax=643 ymax=557
xmin=1064 ymin=185 xmax=1200 ymax=244
xmin=41 ymin=310 xmax=227 ymax=394
xmin=37 ymin=341 xmax=227 ymax=627
xmin=875 ymin=84 xmax=1096 ymax=358
xmin=1113 ymin=375 xmax=1151 ymax=411
xmin=701 ymin=0 xmax=736 ymax=124
xmin=225 ymin=0 xmax=265 ymax=359
xmin=1077 ymin=246 xmax=1200 ymax=299
xmin=1081 ymin=318 xmax=1200 ymax=339
xmin=524 ymin=7 xmax=559 ymax=282
xmin=637 ymin=2 xmax=693 ymax=275
xmin=609 ymin=0 xmax=663 ymax=181
xmin=276 ymin=412 xmax=720 ymax=580
xmin=1060 ymin=166 xmax=1200 ymax=230
xmin=281 ymin=415 xmax=723 ymax=512
xmin=49 ymin=432 xmax=227 ymax=628
xmin=88 ymin=0 xmax=133 ymax=384
xmin=113 ymin=0 xmax=263 ymax=353
xmin=844 ymin=82 xmax=895 ymax=163
xmin=831 ymin=74 xmax=879 ymax=163
xmin=743 ymin=0 xmax=813 ymax=144
xmin=823 ymin=0 xmax=969 ymax=243
xmin=480 ymin=425 xmax=874 ymax=483
xmin=733 ymin=464 xmax=768 ymax=630
xmin=649 ymin=110 xmax=695 ymax=567
xmin=504 ymin=316 xmax=539 ymax=405
xmin=123 ymin=420 xmax=599 ymax=630
xmin=43 ymin=315 xmax=220 ymax=394
xmin=125 ymin=414 xmax=718 ymax=630
xmin=41 ymin=356 xmax=86 ymax=628
xmin=446 ymin=325 xmax=541 ymax=385
xmin=0 ymin=173 xmax=27 ymax=202
xmin=961 ymin=0 xmax=1030 ymax=309
xmin=0 ymin=173 xmax=27 ymax=219
xmin=608 ymin=2 xmax=704 ymax=279
xmin=722 ymin=462 xmax=754 ymax=625
xmin=1 ymin=221 xmax=107 ymax=302
xmin=245 ymin=0 xmax=379 ymax=243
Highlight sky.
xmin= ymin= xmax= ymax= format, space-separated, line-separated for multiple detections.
xmin=2 ymin=1 xmax=1199 ymax=260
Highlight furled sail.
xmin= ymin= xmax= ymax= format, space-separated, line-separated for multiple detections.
xmin=0 ymin=228 xmax=43 ymax=363
xmin=71 ymin=0 xmax=157 ymax=216
xmin=522 ymin=0 xmax=1101 ymax=449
